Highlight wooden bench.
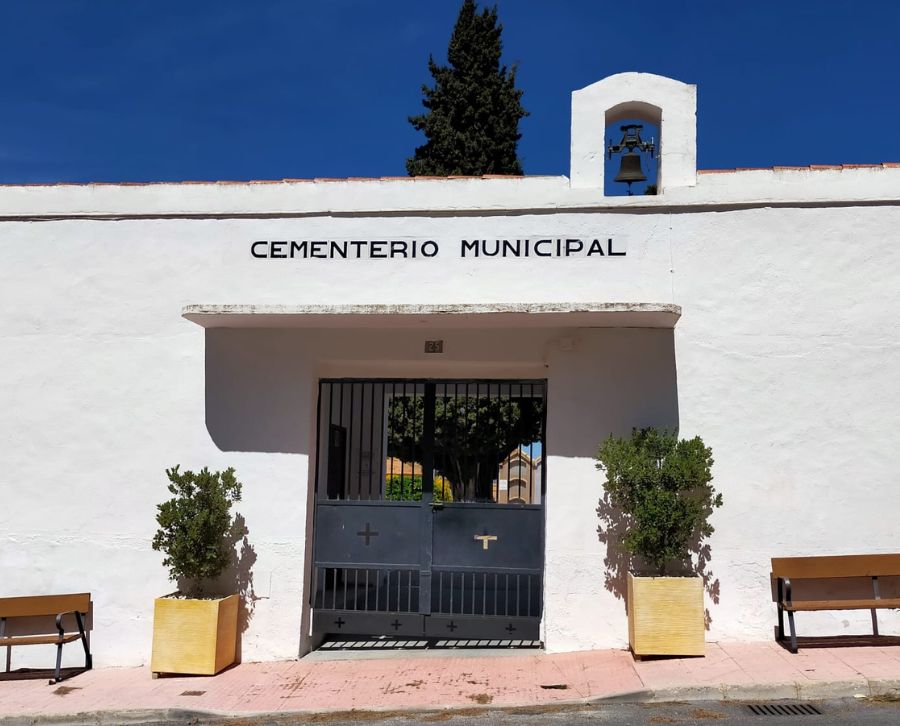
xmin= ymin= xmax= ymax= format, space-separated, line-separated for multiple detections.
xmin=0 ymin=593 xmax=93 ymax=684
xmin=771 ymin=554 xmax=900 ymax=653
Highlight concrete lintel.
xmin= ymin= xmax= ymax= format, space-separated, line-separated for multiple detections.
xmin=181 ymin=302 xmax=682 ymax=330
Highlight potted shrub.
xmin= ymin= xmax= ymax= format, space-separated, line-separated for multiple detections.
xmin=150 ymin=465 xmax=243 ymax=676
xmin=596 ymin=428 xmax=721 ymax=657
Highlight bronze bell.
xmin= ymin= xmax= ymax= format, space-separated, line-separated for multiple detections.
xmin=614 ymin=152 xmax=647 ymax=184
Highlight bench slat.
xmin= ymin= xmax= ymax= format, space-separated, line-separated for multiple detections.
xmin=0 ymin=634 xmax=81 ymax=646
xmin=0 ymin=593 xmax=91 ymax=618
xmin=771 ymin=554 xmax=900 ymax=579
xmin=784 ymin=597 xmax=900 ymax=611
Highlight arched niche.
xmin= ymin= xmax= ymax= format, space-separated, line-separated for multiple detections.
xmin=605 ymin=100 xmax=662 ymax=128
xmin=605 ymin=101 xmax=662 ymax=195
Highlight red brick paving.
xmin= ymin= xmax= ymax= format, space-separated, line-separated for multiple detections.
xmin=1 ymin=643 xmax=899 ymax=718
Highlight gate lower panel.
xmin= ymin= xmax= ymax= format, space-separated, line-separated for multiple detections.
xmin=313 ymin=610 xmax=540 ymax=640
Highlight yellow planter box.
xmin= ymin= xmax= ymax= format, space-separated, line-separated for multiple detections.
xmin=151 ymin=593 xmax=238 ymax=675
xmin=627 ymin=573 xmax=704 ymax=657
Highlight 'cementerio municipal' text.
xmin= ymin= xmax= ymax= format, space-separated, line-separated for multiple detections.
xmin=250 ymin=238 xmax=626 ymax=260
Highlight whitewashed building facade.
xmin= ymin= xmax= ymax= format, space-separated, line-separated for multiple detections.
xmin=2 ymin=73 xmax=899 ymax=667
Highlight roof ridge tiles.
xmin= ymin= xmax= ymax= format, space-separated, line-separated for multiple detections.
xmin=0 ymin=165 xmax=897 ymax=187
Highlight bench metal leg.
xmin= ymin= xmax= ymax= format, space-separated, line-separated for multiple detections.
xmin=786 ymin=610 xmax=799 ymax=654
xmin=46 ymin=612 xmax=92 ymax=684
xmin=75 ymin=611 xmax=92 ymax=671
xmin=777 ymin=604 xmax=785 ymax=642
xmin=871 ymin=609 xmax=880 ymax=637
xmin=1 ymin=619 xmax=9 ymax=673
xmin=52 ymin=642 xmax=63 ymax=684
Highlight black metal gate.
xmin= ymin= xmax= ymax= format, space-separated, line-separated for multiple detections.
xmin=311 ymin=379 xmax=546 ymax=640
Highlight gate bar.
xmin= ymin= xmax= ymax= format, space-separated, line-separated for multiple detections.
xmin=419 ymin=382 xmax=436 ymax=614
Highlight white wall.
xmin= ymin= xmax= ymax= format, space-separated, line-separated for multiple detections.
xmin=2 ymin=189 xmax=899 ymax=665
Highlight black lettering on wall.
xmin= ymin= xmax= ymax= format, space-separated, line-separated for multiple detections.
xmin=608 ymin=238 xmax=626 ymax=256
xmin=587 ymin=239 xmax=605 ymax=256
xmin=250 ymin=236 xmax=622 ymax=261
xmin=482 ymin=240 xmax=500 ymax=257
xmin=502 ymin=239 xmax=521 ymax=257
xmin=565 ymin=238 xmax=583 ymax=256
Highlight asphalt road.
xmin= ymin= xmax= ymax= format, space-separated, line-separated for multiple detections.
xmin=126 ymin=698 xmax=900 ymax=725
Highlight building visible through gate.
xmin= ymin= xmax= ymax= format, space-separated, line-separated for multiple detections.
xmin=311 ymin=379 xmax=546 ymax=640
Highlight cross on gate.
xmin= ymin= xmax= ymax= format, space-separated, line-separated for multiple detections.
xmin=391 ymin=619 xmax=402 ymax=631
xmin=446 ymin=621 xmax=458 ymax=632
xmin=505 ymin=623 xmax=516 ymax=634
xmin=356 ymin=522 xmax=379 ymax=545
xmin=473 ymin=531 xmax=498 ymax=551
xmin=334 ymin=617 xmax=346 ymax=628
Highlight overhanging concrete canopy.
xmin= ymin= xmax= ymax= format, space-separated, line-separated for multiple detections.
xmin=182 ymin=302 xmax=681 ymax=329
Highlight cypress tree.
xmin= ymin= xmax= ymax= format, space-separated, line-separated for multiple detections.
xmin=407 ymin=0 xmax=528 ymax=176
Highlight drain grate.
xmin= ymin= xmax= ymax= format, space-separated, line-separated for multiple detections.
xmin=747 ymin=703 xmax=822 ymax=716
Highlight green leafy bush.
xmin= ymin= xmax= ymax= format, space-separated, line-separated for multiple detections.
xmin=595 ymin=429 xmax=721 ymax=576
xmin=385 ymin=474 xmax=453 ymax=502
xmin=152 ymin=466 xmax=243 ymax=598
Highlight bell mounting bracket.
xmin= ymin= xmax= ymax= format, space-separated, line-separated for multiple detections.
xmin=607 ymin=124 xmax=655 ymax=159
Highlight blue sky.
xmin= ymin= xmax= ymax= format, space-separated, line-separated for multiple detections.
xmin=1 ymin=1 xmax=897 ymax=183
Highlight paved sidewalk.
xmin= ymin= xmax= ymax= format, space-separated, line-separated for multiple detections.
xmin=2 ymin=643 xmax=900 ymax=721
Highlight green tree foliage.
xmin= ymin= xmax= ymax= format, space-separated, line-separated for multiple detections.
xmin=595 ymin=429 xmax=721 ymax=576
xmin=152 ymin=466 xmax=243 ymax=598
xmin=385 ymin=474 xmax=453 ymax=502
xmin=387 ymin=394 xmax=542 ymax=501
xmin=407 ymin=0 xmax=528 ymax=176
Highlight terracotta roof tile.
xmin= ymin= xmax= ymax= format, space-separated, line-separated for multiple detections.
xmin=1 ymin=166 xmax=897 ymax=188
xmin=699 ymin=162 xmax=900 ymax=174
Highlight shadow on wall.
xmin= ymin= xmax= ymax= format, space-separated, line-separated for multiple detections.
xmin=202 ymin=327 xmax=316 ymax=656
xmin=204 ymin=328 xmax=312 ymax=454
xmin=546 ymin=328 xmax=680 ymax=459
xmin=177 ymin=513 xmax=258 ymax=662
xmin=596 ymin=493 xmax=721 ymax=630
xmin=545 ymin=328 xmax=720 ymax=622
